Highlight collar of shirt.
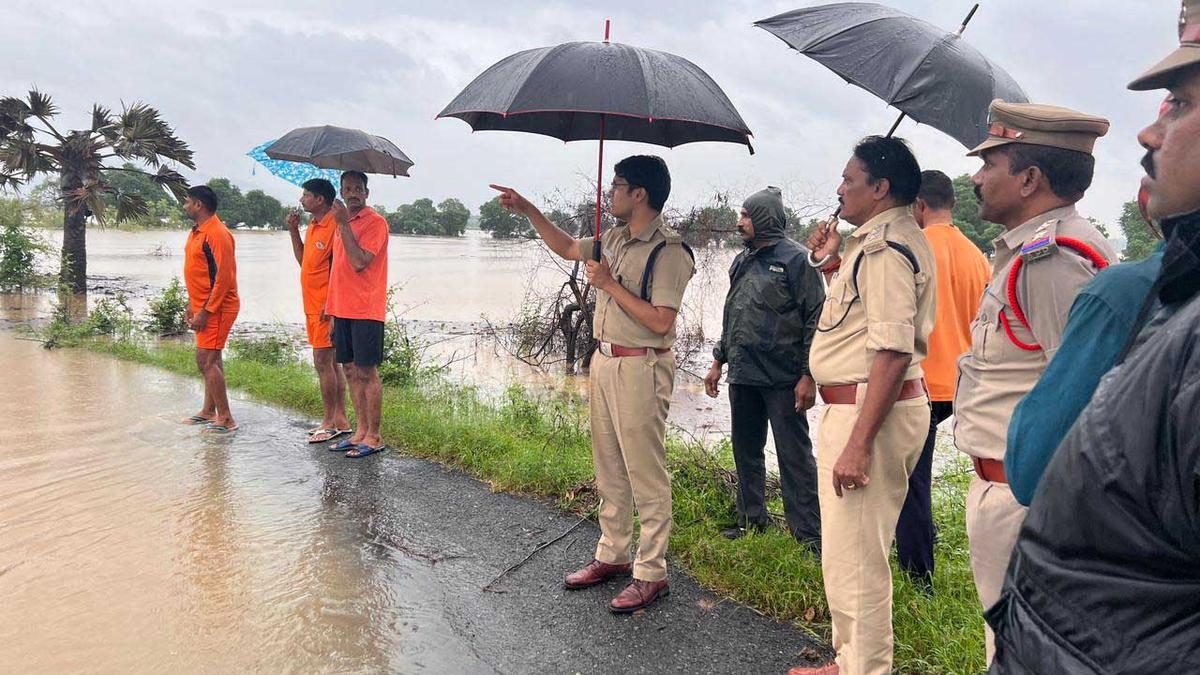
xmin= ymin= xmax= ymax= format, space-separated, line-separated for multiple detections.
xmin=309 ymin=210 xmax=336 ymax=229
xmin=349 ymin=206 xmax=379 ymax=223
xmin=192 ymin=214 xmax=219 ymax=235
xmin=994 ymin=205 xmax=1079 ymax=253
xmin=849 ymin=205 xmax=910 ymax=240
xmin=627 ymin=213 xmax=665 ymax=243
xmin=923 ymin=220 xmax=954 ymax=229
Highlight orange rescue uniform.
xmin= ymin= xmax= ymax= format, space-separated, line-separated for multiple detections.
xmin=301 ymin=211 xmax=338 ymax=348
xmin=184 ymin=214 xmax=240 ymax=350
xmin=326 ymin=207 xmax=389 ymax=323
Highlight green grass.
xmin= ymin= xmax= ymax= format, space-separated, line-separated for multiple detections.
xmin=83 ymin=336 xmax=985 ymax=674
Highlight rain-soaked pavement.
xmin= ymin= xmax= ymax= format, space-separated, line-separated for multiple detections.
xmin=0 ymin=332 xmax=827 ymax=674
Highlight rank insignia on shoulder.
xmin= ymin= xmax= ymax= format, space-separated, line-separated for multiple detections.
xmin=1020 ymin=236 xmax=1058 ymax=262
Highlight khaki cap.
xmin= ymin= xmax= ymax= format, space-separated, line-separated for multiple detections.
xmin=966 ymin=99 xmax=1110 ymax=157
xmin=1129 ymin=0 xmax=1200 ymax=90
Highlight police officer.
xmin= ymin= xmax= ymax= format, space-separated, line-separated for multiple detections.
xmin=490 ymin=155 xmax=694 ymax=614
xmin=953 ymin=100 xmax=1116 ymax=663
xmin=988 ymin=3 xmax=1200 ymax=670
xmin=789 ymin=135 xmax=936 ymax=675
xmin=704 ymin=186 xmax=825 ymax=547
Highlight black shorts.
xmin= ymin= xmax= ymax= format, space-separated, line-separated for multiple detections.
xmin=332 ymin=318 xmax=385 ymax=367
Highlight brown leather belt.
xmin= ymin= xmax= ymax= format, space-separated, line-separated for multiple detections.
xmin=598 ymin=341 xmax=671 ymax=358
xmin=972 ymin=457 xmax=1008 ymax=484
xmin=818 ymin=378 xmax=928 ymax=405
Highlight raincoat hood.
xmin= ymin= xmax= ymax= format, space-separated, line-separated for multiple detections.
xmin=743 ymin=186 xmax=787 ymax=247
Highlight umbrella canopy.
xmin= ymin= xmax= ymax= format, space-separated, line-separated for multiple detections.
xmin=440 ymin=29 xmax=752 ymax=258
xmin=265 ymin=125 xmax=414 ymax=176
xmin=755 ymin=2 xmax=1028 ymax=149
xmin=437 ymin=40 xmax=753 ymax=152
xmin=246 ymin=140 xmax=342 ymax=188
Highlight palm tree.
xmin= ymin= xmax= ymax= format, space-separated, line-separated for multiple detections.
xmin=0 ymin=90 xmax=194 ymax=294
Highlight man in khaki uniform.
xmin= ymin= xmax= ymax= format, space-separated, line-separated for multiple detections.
xmin=953 ymin=100 xmax=1116 ymax=662
xmin=789 ymin=135 xmax=936 ymax=675
xmin=490 ymin=155 xmax=694 ymax=614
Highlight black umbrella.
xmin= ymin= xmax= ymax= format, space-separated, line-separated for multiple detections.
xmin=755 ymin=3 xmax=1028 ymax=149
xmin=438 ymin=21 xmax=752 ymax=258
xmin=265 ymin=125 xmax=414 ymax=177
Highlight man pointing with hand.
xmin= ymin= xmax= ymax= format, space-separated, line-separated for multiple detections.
xmin=490 ymin=154 xmax=694 ymax=614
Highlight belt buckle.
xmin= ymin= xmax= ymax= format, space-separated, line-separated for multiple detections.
xmin=598 ymin=341 xmax=613 ymax=357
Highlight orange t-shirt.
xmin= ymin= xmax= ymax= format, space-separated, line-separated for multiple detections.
xmin=300 ymin=211 xmax=337 ymax=315
xmin=326 ymin=207 xmax=389 ymax=322
xmin=183 ymin=214 xmax=240 ymax=315
xmin=921 ymin=222 xmax=991 ymax=402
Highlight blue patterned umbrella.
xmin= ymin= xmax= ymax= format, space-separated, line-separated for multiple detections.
xmin=246 ymin=140 xmax=342 ymax=187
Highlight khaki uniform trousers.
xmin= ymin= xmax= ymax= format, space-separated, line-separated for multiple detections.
xmin=817 ymin=395 xmax=929 ymax=675
xmin=965 ymin=477 xmax=1027 ymax=663
xmin=589 ymin=350 xmax=674 ymax=582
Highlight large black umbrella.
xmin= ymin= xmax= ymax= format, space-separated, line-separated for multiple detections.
xmin=438 ymin=22 xmax=752 ymax=258
xmin=755 ymin=3 xmax=1028 ymax=149
xmin=265 ymin=125 xmax=414 ymax=176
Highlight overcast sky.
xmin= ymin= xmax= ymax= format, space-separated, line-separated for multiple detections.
xmin=1 ymin=0 xmax=1182 ymax=227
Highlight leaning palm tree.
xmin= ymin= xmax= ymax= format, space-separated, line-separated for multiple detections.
xmin=0 ymin=89 xmax=194 ymax=294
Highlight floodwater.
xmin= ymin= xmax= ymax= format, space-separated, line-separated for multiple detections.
xmin=0 ymin=333 xmax=492 ymax=674
xmin=34 ymin=227 xmax=800 ymax=443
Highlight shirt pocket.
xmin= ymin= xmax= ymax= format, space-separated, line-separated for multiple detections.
xmin=973 ymin=286 xmax=1010 ymax=364
xmin=816 ymin=272 xmax=857 ymax=333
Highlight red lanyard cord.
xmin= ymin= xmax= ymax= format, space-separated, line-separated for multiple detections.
xmin=999 ymin=237 xmax=1111 ymax=351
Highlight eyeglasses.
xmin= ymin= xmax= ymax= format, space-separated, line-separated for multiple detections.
xmin=608 ymin=180 xmax=632 ymax=193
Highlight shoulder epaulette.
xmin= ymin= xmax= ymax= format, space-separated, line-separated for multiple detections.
xmin=1019 ymin=219 xmax=1061 ymax=263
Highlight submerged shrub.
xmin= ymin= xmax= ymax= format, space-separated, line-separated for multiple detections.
xmin=145 ymin=278 xmax=188 ymax=334
xmin=0 ymin=200 xmax=51 ymax=291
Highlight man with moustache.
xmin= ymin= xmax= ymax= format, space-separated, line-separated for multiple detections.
xmin=490 ymin=155 xmax=694 ymax=614
xmin=953 ymin=100 xmax=1116 ymax=664
xmin=789 ymin=135 xmax=936 ymax=675
xmin=986 ymin=3 xmax=1200 ymax=671
xmin=325 ymin=170 xmax=389 ymax=458
xmin=704 ymin=186 xmax=825 ymax=547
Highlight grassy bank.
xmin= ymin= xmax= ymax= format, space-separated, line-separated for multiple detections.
xmin=82 ymin=336 xmax=984 ymax=673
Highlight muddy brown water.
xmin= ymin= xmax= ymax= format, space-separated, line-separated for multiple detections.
xmin=27 ymin=228 xmax=827 ymax=449
xmin=0 ymin=333 xmax=494 ymax=673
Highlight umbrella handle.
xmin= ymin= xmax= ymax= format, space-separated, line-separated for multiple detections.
xmin=594 ymin=114 xmax=606 ymax=262
xmin=593 ymin=18 xmax=611 ymax=263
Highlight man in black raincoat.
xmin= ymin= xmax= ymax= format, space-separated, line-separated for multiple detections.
xmin=705 ymin=187 xmax=825 ymax=547
xmin=987 ymin=3 xmax=1200 ymax=671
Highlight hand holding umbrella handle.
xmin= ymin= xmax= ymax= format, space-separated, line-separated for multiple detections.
xmin=592 ymin=239 xmax=602 ymax=262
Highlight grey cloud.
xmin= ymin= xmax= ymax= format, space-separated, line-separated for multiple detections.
xmin=0 ymin=0 xmax=1182 ymax=227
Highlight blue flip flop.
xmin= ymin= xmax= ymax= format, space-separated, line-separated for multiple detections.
xmin=345 ymin=444 xmax=387 ymax=459
xmin=329 ymin=438 xmax=357 ymax=452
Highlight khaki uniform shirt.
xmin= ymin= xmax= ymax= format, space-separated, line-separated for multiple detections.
xmin=576 ymin=214 xmax=695 ymax=349
xmin=954 ymin=206 xmax=1117 ymax=460
xmin=810 ymin=206 xmax=937 ymax=386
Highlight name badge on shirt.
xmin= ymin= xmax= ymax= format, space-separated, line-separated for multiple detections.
xmin=769 ymin=264 xmax=786 ymax=274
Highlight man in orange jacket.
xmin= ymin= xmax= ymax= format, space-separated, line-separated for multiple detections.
xmin=895 ymin=170 xmax=990 ymax=589
xmin=181 ymin=185 xmax=240 ymax=433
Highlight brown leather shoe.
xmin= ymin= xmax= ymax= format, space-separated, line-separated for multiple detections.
xmin=609 ymin=578 xmax=669 ymax=613
xmin=564 ymin=559 xmax=632 ymax=589
xmin=787 ymin=663 xmax=838 ymax=675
